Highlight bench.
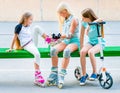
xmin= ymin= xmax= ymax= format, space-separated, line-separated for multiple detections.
xmin=0 ymin=46 xmax=120 ymax=58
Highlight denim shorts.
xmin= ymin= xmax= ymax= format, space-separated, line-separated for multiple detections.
xmin=88 ymin=42 xmax=105 ymax=49
xmin=62 ymin=37 xmax=80 ymax=50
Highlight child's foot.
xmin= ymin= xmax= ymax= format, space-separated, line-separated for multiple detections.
xmin=79 ymin=74 xmax=88 ymax=86
xmin=34 ymin=70 xmax=45 ymax=87
xmin=58 ymin=69 xmax=67 ymax=89
xmin=89 ymin=73 xmax=97 ymax=81
xmin=46 ymin=67 xmax=58 ymax=86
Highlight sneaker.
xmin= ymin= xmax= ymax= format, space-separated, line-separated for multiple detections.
xmin=34 ymin=71 xmax=45 ymax=87
xmin=89 ymin=73 xmax=97 ymax=81
xmin=79 ymin=74 xmax=88 ymax=86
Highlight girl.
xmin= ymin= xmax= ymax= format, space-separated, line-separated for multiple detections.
xmin=79 ymin=8 xmax=105 ymax=85
xmin=7 ymin=12 xmax=45 ymax=87
xmin=46 ymin=2 xmax=80 ymax=88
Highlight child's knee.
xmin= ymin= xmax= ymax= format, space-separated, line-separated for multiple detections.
xmin=63 ymin=48 xmax=71 ymax=58
xmin=88 ymin=49 xmax=94 ymax=56
xmin=80 ymin=49 xmax=88 ymax=56
xmin=33 ymin=25 xmax=44 ymax=36
xmin=50 ymin=47 xmax=58 ymax=57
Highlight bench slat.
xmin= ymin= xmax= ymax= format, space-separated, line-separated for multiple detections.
xmin=0 ymin=46 xmax=120 ymax=58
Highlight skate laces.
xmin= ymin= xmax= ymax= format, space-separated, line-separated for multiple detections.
xmin=35 ymin=71 xmax=44 ymax=80
xmin=34 ymin=70 xmax=45 ymax=84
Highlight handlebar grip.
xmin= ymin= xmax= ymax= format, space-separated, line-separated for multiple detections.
xmin=88 ymin=21 xmax=106 ymax=25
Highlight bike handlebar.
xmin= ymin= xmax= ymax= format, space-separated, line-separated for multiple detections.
xmin=88 ymin=21 xmax=106 ymax=25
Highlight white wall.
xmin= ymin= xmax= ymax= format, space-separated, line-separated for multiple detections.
xmin=0 ymin=0 xmax=119 ymax=21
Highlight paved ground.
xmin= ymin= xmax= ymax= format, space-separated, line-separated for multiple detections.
xmin=0 ymin=21 xmax=120 ymax=93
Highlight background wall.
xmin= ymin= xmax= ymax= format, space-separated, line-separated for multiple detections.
xmin=0 ymin=0 xmax=119 ymax=21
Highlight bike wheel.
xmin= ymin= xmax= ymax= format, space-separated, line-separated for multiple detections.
xmin=99 ymin=72 xmax=113 ymax=89
xmin=74 ymin=66 xmax=81 ymax=80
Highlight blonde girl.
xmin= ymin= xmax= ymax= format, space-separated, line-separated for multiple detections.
xmin=7 ymin=12 xmax=45 ymax=87
xmin=79 ymin=8 xmax=105 ymax=85
xmin=46 ymin=2 xmax=80 ymax=88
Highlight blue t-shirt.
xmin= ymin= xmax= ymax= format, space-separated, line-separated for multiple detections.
xmin=82 ymin=22 xmax=105 ymax=46
xmin=62 ymin=15 xmax=79 ymax=38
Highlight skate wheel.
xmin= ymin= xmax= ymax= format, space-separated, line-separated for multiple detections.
xmin=34 ymin=82 xmax=45 ymax=88
xmin=58 ymin=83 xmax=63 ymax=89
xmin=99 ymin=72 xmax=113 ymax=89
xmin=46 ymin=81 xmax=51 ymax=86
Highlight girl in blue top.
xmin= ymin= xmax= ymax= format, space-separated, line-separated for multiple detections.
xmin=79 ymin=8 xmax=105 ymax=85
xmin=46 ymin=2 xmax=80 ymax=88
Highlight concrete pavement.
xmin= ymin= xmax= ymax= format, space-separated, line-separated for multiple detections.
xmin=0 ymin=21 xmax=120 ymax=93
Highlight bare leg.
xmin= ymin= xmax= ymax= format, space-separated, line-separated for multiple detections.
xmin=51 ymin=42 xmax=66 ymax=67
xmin=34 ymin=63 xmax=39 ymax=70
xmin=88 ymin=44 xmax=100 ymax=74
xmin=61 ymin=44 xmax=78 ymax=69
xmin=80 ymin=43 xmax=92 ymax=76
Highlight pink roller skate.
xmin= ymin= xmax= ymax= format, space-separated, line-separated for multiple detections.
xmin=45 ymin=34 xmax=61 ymax=47
xmin=34 ymin=70 xmax=45 ymax=87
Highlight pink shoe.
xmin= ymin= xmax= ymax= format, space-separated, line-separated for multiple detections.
xmin=34 ymin=71 xmax=45 ymax=87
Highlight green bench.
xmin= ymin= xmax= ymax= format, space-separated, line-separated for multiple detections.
xmin=0 ymin=46 xmax=120 ymax=58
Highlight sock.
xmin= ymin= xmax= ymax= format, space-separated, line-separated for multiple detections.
xmin=51 ymin=67 xmax=58 ymax=72
xmin=60 ymin=69 xmax=67 ymax=75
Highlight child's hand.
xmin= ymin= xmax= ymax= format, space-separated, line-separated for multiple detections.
xmin=6 ymin=48 xmax=13 ymax=52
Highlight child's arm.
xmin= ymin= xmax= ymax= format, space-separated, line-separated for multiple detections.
xmin=61 ymin=18 xmax=78 ymax=39
xmin=41 ymin=33 xmax=48 ymax=39
xmin=80 ymin=25 xmax=85 ymax=49
xmin=6 ymin=34 xmax=18 ymax=52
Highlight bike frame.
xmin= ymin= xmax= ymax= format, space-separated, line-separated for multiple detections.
xmin=89 ymin=22 xmax=107 ymax=81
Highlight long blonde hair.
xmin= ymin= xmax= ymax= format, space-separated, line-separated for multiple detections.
xmin=15 ymin=12 xmax=32 ymax=50
xmin=57 ymin=2 xmax=72 ymax=33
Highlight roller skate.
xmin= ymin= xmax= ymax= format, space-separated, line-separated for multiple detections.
xmin=34 ymin=70 xmax=45 ymax=87
xmin=45 ymin=33 xmax=61 ymax=46
xmin=46 ymin=67 xmax=58 ymax=86
xmin=58 ymin=69 xmax=67 ymax=89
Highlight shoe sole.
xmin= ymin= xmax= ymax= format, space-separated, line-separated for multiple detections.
xmin=58 ymin=83 xmax=63 ymax=89
xmin=46 ymin=81 xmax=57 ymax=86
xmin=34 ymin=82 xmax=45 ymax=88
xmin=89 ymin=78 xmax=97 ymax=81
xmin=80 ymin=82 xmax=86 ymax=86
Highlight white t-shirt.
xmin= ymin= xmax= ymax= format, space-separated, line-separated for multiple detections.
xmin=15 ymin=24 xmax=32 ymax=46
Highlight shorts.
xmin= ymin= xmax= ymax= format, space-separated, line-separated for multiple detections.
xmin=62 ymin=37 xmax=80 ymax=50
xmin=88 ymin=42 xmax=105 ymax=49
xmin=88 ymin=38 xmax=106 ymax=49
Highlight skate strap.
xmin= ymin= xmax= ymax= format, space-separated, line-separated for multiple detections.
xmin=35 ymin=71 xmax=41 ymax=77
xmin=51 ymin=71 xmax=57 ymax=74
xmin=59 ymin=72 xmax=66 ymax=76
